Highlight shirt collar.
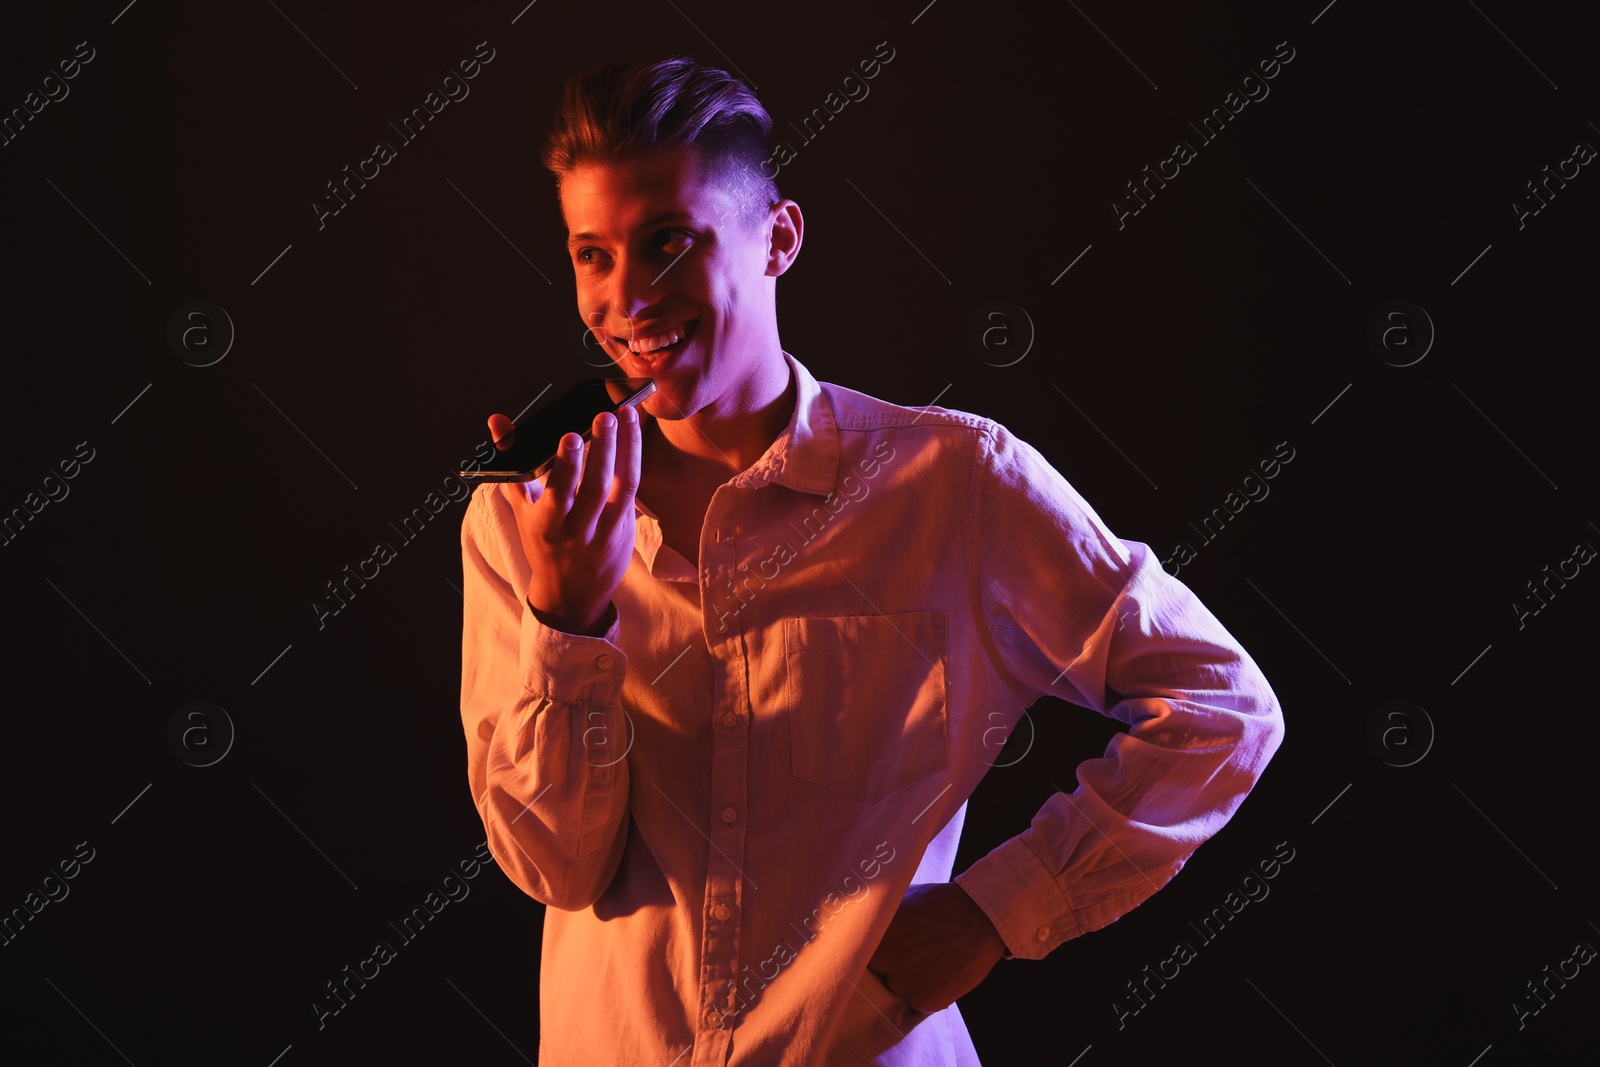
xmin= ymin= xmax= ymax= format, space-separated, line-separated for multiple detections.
xmin=733 ymin=351 xmax=838 ymax=498
xmin=631 ymin=352 xmax=839 ymax=579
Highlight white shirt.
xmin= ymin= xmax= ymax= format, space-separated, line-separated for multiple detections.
xmin=458 ymin=353 xmax=1285 ymax=1064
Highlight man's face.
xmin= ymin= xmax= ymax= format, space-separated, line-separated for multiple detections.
xmin=560 ymin=146 xmax=783 ymax=424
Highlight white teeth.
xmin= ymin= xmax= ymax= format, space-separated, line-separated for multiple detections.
xmin=625 ymin=323 xmax=692 ymax=353
xmin=628 ymin=330 xmax=679 ymax=353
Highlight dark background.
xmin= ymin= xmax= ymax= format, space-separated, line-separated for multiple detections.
xmin=2 ymin=1 xmax=1595 ymax=1063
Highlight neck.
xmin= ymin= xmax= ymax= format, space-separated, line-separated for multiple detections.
xmin=652 ymin=354 xmax=796 ymax=475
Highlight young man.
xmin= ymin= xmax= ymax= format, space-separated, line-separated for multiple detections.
xmin=459 ymin=55 xmax=1284 ymax=1065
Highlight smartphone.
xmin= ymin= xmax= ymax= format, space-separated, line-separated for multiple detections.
xmin=458 ymin=378 xmax=656 ymax=482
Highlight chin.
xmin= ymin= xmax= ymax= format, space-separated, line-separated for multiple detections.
xmin=639 ymin=392 xmax=681 ymax=422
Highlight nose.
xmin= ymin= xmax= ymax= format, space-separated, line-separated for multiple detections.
xmin=601 ymin=250 xmax=666 ymax=335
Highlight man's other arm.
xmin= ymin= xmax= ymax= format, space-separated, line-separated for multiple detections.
xmin=953 ymin=422 xmax=1286 ymax=959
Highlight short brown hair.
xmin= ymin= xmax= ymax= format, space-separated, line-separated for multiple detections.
xmin=541 ymin=55 xmax=779 ymax=226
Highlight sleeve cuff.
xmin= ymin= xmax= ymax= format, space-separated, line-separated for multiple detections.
xmin=955 ymin=837 xmax=1080 ymax=960
xmin=518 ymin=599 xmax=626 ymax=704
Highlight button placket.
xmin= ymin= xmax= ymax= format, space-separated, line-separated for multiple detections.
xmin=693 ymin=493 xmax=754 ymax=1043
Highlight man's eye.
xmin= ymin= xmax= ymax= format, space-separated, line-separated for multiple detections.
xmin=576 ymin=248 xmax=607 ymax=266
xmin=659 ymin=230 xmax=694 ymax=256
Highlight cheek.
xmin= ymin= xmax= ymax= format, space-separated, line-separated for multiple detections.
xmin=576 ymin=277 xmax=605 ymax=309
xmin=677 ymin=262 xmax=721 ymax=304
xmin=708 ymin=273 xmax=756 ymax=323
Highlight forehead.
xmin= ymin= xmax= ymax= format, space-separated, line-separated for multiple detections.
xmin=560 ymin=147 xmax=740 ymax=238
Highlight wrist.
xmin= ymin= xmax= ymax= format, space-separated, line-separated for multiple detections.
xmin=528 ymin=598 xmax=611 ymax=637
xmin=954 ymin=883 xmax=1009 ymax=961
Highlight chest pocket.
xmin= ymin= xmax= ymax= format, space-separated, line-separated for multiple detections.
xmin=783 ymin=612 xmax=949 ymax=803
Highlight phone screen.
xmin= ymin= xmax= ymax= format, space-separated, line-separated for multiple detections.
xmin=459 ymin=378 xmax=655 ymax=482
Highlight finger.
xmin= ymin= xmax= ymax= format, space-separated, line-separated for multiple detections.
xmin=486 ymin=413 xmax=515 ymax=450
xmin=595 ymin=406 xmax=642 ymax=542
xmin=570 ymin=411 xmax=616 ymax=533
xmin=541 ymin=431 xmax=586 ymax=520
xmin=607 ymin=404 xmax=642 ymax=509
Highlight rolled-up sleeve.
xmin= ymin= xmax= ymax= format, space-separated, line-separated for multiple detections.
xmin=459 ymin=484 xmax=632 ymax=911
xmin=954 ymin=424 xmax=1285 ymax=959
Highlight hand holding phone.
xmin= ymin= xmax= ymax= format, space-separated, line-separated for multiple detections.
xmin=496 ymin=403 xmax=644 ymax=638
xmin=461 ymin=378 xmax=655 ymax=482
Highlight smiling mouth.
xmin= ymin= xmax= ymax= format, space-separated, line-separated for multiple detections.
xmin=618 ymin=319 xmax=698 ymax=363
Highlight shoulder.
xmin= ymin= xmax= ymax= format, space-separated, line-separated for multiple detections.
xmin=818 ymin=378 xmax=1108 ymax=531
xmin=818 ymin=378 xmax=996 ymax=439
xmin=817 ymin=378 xmax=1057 ymax=480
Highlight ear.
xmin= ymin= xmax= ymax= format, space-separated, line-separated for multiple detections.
xmin=765 ymin=199 xmax=803 ymax=277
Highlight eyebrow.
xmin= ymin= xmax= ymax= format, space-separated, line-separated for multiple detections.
xmin=567 ymin=211 xmax=697 ymax=249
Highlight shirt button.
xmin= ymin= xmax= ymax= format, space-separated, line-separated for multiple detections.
xmin=595 ymin=654 xmax=614 ymax=670
xmin=721 ymin=712 xmax=738 ymax=728
xmin=1036 ymin=925 xmax=1051 ymax=942
xmin=705 ymin=1008 xmax=723 ymax=1030
xmin=721 ymin=807 xmax=738 ymax=824
xmin=712 ymin=904 xmax=732 ymax=922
